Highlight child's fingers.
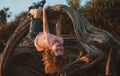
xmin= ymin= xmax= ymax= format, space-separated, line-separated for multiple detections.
xmin=29 ymin=9 xmax=35 ymax=16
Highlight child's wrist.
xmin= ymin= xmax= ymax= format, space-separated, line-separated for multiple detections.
xmin=34 ymin=13 xmax=41 ymax=18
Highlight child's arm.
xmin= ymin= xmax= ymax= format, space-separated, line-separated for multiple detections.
xmin=43 ymin=6 xmax=49 ymax=36
xmin=56 ymin=18 xmax=61 ymax=36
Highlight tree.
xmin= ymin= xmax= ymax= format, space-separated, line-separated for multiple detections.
xmin=0 ymin=7 xmax=11 ymax=25
xmin=81 ymin=0 xmax=120 ymax=35
xmin=67 ymin=0 xmax=81 ymax=10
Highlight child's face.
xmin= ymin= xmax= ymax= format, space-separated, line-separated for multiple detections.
xmin=51 ymin=42 xmax=64 ymax=57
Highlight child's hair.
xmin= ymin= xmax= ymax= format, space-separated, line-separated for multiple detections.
xmin=42 ymin=49 xmax=66 ymax=74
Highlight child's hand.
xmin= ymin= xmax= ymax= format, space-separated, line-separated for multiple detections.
xmin=43 ymin=6 xmax=50 ymax=11
xmin=29 ymin=7 xmax=43 ymax=18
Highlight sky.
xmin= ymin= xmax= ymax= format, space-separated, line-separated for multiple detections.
xmin=0 ymin=0 xmax=89 ymax=22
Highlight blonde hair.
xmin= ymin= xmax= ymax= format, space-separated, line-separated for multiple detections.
xmin=42 ymin=49 xmax=65 ymax=74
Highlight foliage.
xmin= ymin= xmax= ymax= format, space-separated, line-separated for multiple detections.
xmin=0 ymin=7 xmax=11 ymax=25
xmin=66 ymin=0 xmax=120 ymax=35
xmin=80 ymin=0 xmax=120 ymax=35
xmin=67 ymin=0 xmax=81 ymax=10
xmin=0 ymin=12 xmax=27 ymax=43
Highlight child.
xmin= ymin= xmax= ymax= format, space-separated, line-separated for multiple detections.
xmin=30 ymin=6 xmax=64 ymax=57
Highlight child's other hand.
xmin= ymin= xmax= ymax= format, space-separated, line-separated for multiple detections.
xmin=43 ymin=6 xmax=50 ymax=11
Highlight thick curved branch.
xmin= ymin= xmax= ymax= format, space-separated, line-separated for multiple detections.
xmin=1 ymin=17 xmax=31 ymax=76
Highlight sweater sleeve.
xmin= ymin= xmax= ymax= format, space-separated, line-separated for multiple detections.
xmin=29 ymin=18 xmax=43 ymax=39
xmin=28 ymin=18 xmax=56 ymax=39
